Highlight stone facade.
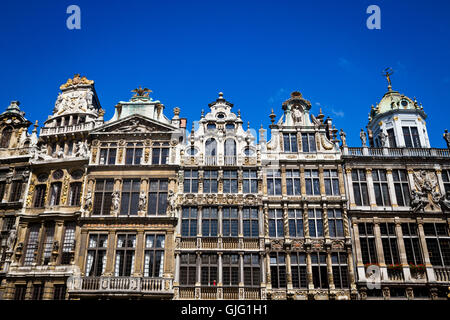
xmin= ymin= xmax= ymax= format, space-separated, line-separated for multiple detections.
xmin=0 ymin=75 xmax=448 ymax=300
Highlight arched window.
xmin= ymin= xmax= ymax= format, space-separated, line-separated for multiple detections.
xmin=0 ymin=126 xmax=12 ymax=148
xmin=224 ymin=139 xmax=236 ymax=166
xmin=205 ymin=138 xmax=217 ymax=165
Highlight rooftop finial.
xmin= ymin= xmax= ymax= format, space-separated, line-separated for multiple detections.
xmin=218 ymin=92 xmax=224 ymax=99
xmin=382 ymin=67 xmax=394 ymax=91
xmin=131 ymin=86 xmax=152 ymax=98
xmin=269 ymin=109 xmax=276 ymax=125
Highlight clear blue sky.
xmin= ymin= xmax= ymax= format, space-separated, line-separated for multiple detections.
xmin=1 ymin=0 xmax=449 ymax=147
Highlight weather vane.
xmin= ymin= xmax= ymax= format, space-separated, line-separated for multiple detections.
xmin=382 ymin=67 xmax=394 ymax=88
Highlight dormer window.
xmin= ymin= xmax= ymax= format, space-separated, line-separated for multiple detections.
xmin=207 ymin=124 xmax=216 ymax=131
xmin=187 ymin=147 xmax=197 ymax=156
xmin=217 ymin=113 xmax=225 ymax=119
xmin=402 ymin=126 xmax=421 ymax=148
xmin=225 ymin=123 xmax=235 ymax=130
xmin=401 ymin=100 xmax=408 ymax=107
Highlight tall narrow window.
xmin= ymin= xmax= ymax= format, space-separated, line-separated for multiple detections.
xmin=223 ymin=170 xmax=238 ymax=193
xmin=352 ymin=169 xmax=369 ymax=206
xmin=147 ymin=179 xmax=168 ymax=215
xmin=311 ymin=252 xmax=328 ymax=289
xmin=387 ymin=128 xmax=397 ymax=148
xmin=203 ymin=170 xmax=218 ymax=193
xmin=222 ymin=207 xmax=238 ymax=237
xmin=144 ymin=234 xmax=165 ymax=277
xmin=332 ymin=252 xmax=349 ymax=289
xmin=270 ymin=252 xmax=286 ymax=289
xmin=286 ymin=169 xmax=301 ymax=195
xmin=68 ymin=182 xmax=82 ymax=206
xmin=222 ymin=254 xmax=239 ymax=286
xmin=9 ymin=181 xmax=22 ymax=202
xmin=86 ymin=234 xmax=108 ymax=276
xmin=114 ymin=234 xmax=136 ymax=276
xmin=125 ymin=142 xmax=143 ymax=165
xmin=392 ymin=169 xmax=410 ymax=206
xmin=205 ymin=138 xmax=217 ymax=165
xmin=288 ymin=209 xmax=304 ymax=238
xmin=224 ymin=139 xmax=236 ymax=165
xmin=308 ymin=208 xmax=323 ymax=238
xmin=33 ymin=185 xmax=47 ymax=208
xmin=402 ymin=126 xmax=421 ymax=148
xmin=0 ymin=181 xmax=6 ymax=202
xmin=42 ymin=223 xmax=55 ymax=265
xmin=93 ymin=179 xmax=114 ymax=215
xmin=202 ymin=207 xmax=218 ymax=237
xmin=302 ymin=133 xmax=316 ymax=152
xmin=442 ymin=170 xmax=450 ymax=194
xmin=424 ymin=223 xmax=450 ymax=266
xmin=99 ymin=143 xmax=117 ymax=165
xmin=181 ymin=207 xmax=198 ymax=237
xmin=372 ymin=169 xmax=391 ymax=206
xmin=31 ymin=284 xmax=44 ymax=300
xmin=53 ymin=285 xmax=66 ymax=300
xmin=180 ymin=253 xmax=197 ymax=286
xmin=49 ymin=182 xmax=62 ymax=206
xmin=328 ymin=209 xmax=344 ymax=238
xmin=119 ymin=179 xmax=140 ymax=216
xmin=243 ymin=170 xmax=257 ymax=194
xmin=61 ymin=222 xmax=76 ymax=265
xmin=358 ymin=223 xmax=378 ymax=264
xmin=305 ymin=169 xmax=320 ymax=195
xmin=266 ymin=169 xmax=282 ymax=195
xmin=0 ymin=126 xmax=12 ymax=148
xmin=401 ymin=223 xmax=423 ymax=265
xmin=268 ymin=209 xmax=284 ymax=238
xmin=201 ymin=254 xmax=218 ymax=286
xmin=380 ymin=223 xmax=400 ymax=266
xmin=244 ymin=253 xmax=260 ymax=287
xmin=324 ymin=169 xmax=340 ymax=196
xmin=291 ymin=252 xmax=307 ymax=288
xmin=183 ymin=169 xmax=198 ymax=193
xmin=152 ymin=142 xmax=170 ymax=165
xmin=23 ymin=224 xmax=40 ymax=266
xmin=283 ymin=133 xmax=298 ymax=152
xmin=243 ymin=207 xmax=259 ymax=238
xmin=14 ymin=285 xmax=27 ymax=300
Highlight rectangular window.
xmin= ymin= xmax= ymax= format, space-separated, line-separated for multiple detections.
xmin=324 ymin=169 xmax=340 ymax=196
xmin=372 ymin=169 xmax=391 ymax=206
xmin=31 ymin=284 xmax=44 ymax=300
xmin=402 ymin=126 xmax=421 ymax=148
xmin=302 ymin=133 xmax=316 ymax=153
xmin=23 ymin=224 xmax=40 ymax=266
xmin=181 ymin=207 xmax=197 ymax=237
xmin=53 ymin=284 xmax=66 ymax=300
xmin=424 ymin=223 xmax=450 ymax=266
xmin=380 ymin=223 xmax=400 ymax=265
xmin=268 ymin=209 xmax=284 ymax=238
xmin=393 ymin=169 xmax=410 ymax=206
xmin=286 ymin=169 xmax=301 ymax=195
xmin=222 ymin=254 xmax=239 ymax=286
xmin=308 ymin=208 xmax=323 ymax=238
xmin=184 ymin=169 xmax=198 ymax=193
xmin=305 ymin=169 xmax=320 ymax=195
xmin=288 ymin=209 xmax=304 ymax=238
xmin=0 ymin=181 xmax=6 ymax=201
xmin=291 ymin=252 xmax=307 ymax=288
xmin=244 ymin=253 xmax=260 ymax=287
xmin=243 ymin=207 xmax=259 ymax=238
xmin=352 ymin=169 xmax=369 ymax=206
xmin=86 ymin=234 xmax=108 ymax=276
xmin=9 ymin=181 xmax=22 ymax=202
xmin=222 ymin=207 xmax=238 ymax=237
xmin=49 ymin=182 xmax=62 ymax=206
xmin=148 ymin=179 xmax=168 ymax=215
xmin=358 ymin=223 xmax=378 ymax=264
xmin=270 ymin=252 xmax=286 ymax=289
xmin=387 ymin=128 xmax=397 ymax=148
xmin=311 ymin=252 xmax=328 ymax=289
xmin=144 ymin=234 xmax=165 ymax=277
xmin=152 ymin=143 xmax=169 ymax=165
xmin=202 ymin=207 xmax=218 ymax=237
xmin=442 ymin=170 xmax=450 ymax=194
xmin=14 ymin=285 xmax=27 ymax=300
xmin=266 ymin=169 xmax=281 ymax=195
xmin=201 ymin=254 xmax=218 ymax=286
xmin=61 ymin=222 xmax=76 ymax=265
xmin=33 ymin=185 xmax=47 ymax=208
xmin=125 ymin=142 xmax=143 ymax=165
xmin=401 ymin=223 xmax=423 ymax=265
xmin=243 ymin=170 xmax=257 ymax=194
xmin=180 ymin=253 xmax=197 ymax=286
xmin=120 ymin=179 xmax=141 ymax=216
xmin=203 ymin=170 xmax=218 ymax=193
xmin=42 ymin=223 xmax=55 ymax=265
xmin=283 ymin=133 xmax=298 ymax=152
xmin=328 ymin=209 xmax=344 ymax=238
xmin=223 ymin=170 xmax=238 ymax=193
xmin=332 ymin=252 xmax=349 ymax=289
xmin=114 ymin=234 xmax=136 ymax=276
xmin=68 ymin=182 xmax=82 ymax=206
xmin=93 ymin=179 xmax=114 ymax=215
xmin=99 ymin=143 xmax=117 ymax=165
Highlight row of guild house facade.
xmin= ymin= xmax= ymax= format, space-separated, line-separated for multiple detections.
xmin=0 ymin=73 xmax=448 ymax=300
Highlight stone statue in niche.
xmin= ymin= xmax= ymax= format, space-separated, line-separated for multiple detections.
xmin=7 ymin=227 xmax=17 ymax=251
xmin=292 ymin=107 xmax=302 ymax=125
xmin=138 ymin=191 xmax=147 ymax=212
xmin=74 ymin=141 xmax=89 ymax=158
xmin=111 ymin=191 xmax=120 ymax=212
xmin=84 ymin=189 xmax=92 ymax=212
xmin=379 ymin=130 xmax=387 ymax=147
xmin=410 ymin=189 xmax=428 ymax=213
xmin=167 ymin=190 xmax=177 ymax=216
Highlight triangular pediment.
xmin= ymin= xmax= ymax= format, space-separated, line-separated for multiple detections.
xmin=92 ymin=114 xmax=177 ymax=134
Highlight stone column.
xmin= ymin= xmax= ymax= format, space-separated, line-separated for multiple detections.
xmin=238 ymin=206 xmax=243 ymax=237
xmin=281 ymin=165 xmax=287 ymax=196
xmin=337 ymin=166 xmax=345 ymax=196
xmin=195 ymin=252 xmax=201 ymax=286
xmin=318 ymin=165 xmax=325 ymax=196
xmin=351 ymin=220 xmax=366 ymax=282
xmin=265 ymin=252 xmax=272 ymax=290
xmin=300 ymin=166 xmax=306 ymax=195
xmin=345 ymin=168 xmax=356 ymax=208
xmin=286 ymin=251 xmax=293 ymax=290
xmin=218 ymin=206 xmax=223 ymax=237
xmin=346 ymin=246 xmax=357 ymax=290
xmin=52 ymin=220 xmax=64 ymax=265
xmin=326 ymin=250 xmax=335 ymax=290
xmin=306 ymin=251 xmax=314 ymax=290
xmin=133 ymin=230 xmax=145 ymax=276
xmin=139 ymin=179 xmax=149 ymax=217
xmin=417 ymin=220 xmax=436 ymax=281
xmin=435 ymin=169 xmax=445 ymax=195
xmin=42 ymin=282 xmax=53 ymax=300
xmin=260 ymin=252 xmax=266 ymax=288
xmin=394 ymin=220 xmax=411 ymax=280
xmin=366 ymin=168 xmax=376 ymax=208
xmin=373 ymin=221 xmax=388 ymax=280
xmin=239 ymin=253 xmax=244 ymax=286
xmin=197 ymin=206 xmax=202 ymax=237
xmin=77 ymin=229 xmax=88 ymax=273
xmin=174 ymin=253 xmax=180 ymax=284
xmin=283 ymin=205 xmax=290 ymax=239
xmin=105 ymin=230 xmax=116 ymax=276
xmin=386 ymin=169 xmax=398 ymax=208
